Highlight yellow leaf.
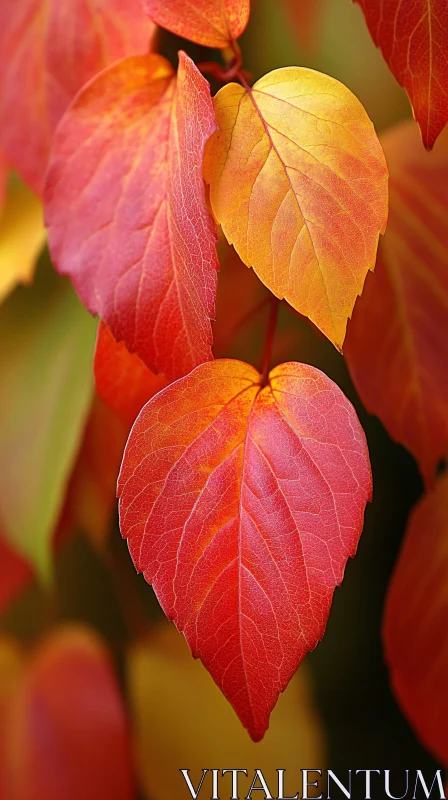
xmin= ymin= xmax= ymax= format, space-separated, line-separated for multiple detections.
xmin=127 ymin=624 xmax=325 ymax=800
xmin=0 ymin=178 xmax=46 ymax=304
xmin=204 ymin=68 xmax=389 ymax=349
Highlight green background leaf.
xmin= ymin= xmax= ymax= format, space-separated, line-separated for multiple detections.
xmin=0 ymin=260 xmax=96 ymax=580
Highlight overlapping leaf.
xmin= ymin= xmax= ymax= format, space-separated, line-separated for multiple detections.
xmin=0 ymin=627 xmax=134 ymax=800
xmin=128 ymin=624 xmax=325 ymax=799
xmin=0 ymin=267 xmax=96 ymax=578
xmin=0 ymin=178 xmax=46 ymax=304
xmin=204 ymin=67 xmax=388 ymax=350
xmin=94 ymin=323 xmax=168 ymax=426
xmin=66 ymin=395 xmax=129 ymax=549
xmin=383 ymin=471 xmax=448 ymax=765
xmin=143 ymin=0 xmax=250 ymax=48
xmin=45 ymin=52 xmax=219 ymax=380
xmin=118 ymin=359 xmax=371 ymax=740
xmin=0 ymin=0 xmax=153 ymax=195
xmin=345 ymin=121 xmax=448 ymax=486
xmin=354 ymin=0 xmax=448 ymax=149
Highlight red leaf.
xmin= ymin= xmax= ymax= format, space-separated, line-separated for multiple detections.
xmin=0 ymin=626 xmax=134 ymax=800
xmin=45 ymin=52 xmax=219 ymax=380
xmin=0 ymin=535 xmax=33 ymax=617
xmin=344 ymin=120 xmax=448 ymax=486
xmin=0 ymin=0 xmax=153 ymax=196
xmin=118 ymin=359 xmax=371 ymax=740
xmin=94 ymin=322 xmax=168 ymax=426
xmin=0 ymin=500 xmax=77 ymax=618
xmin=143 ymin=0 xmax=250 ymax=48
xmin=383 ymin=471 xmax=448 ymax=765
xmin=65 ymin=395 xmax=129 ymax=549
xmin=354 ymin=0 xmax=448 ymax=149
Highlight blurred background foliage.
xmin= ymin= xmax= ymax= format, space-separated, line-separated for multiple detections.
xmin=0 ymin=0 xmax=438 ymax=795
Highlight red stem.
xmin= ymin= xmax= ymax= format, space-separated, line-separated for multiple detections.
xmin=260 ymin=297 xmax=279 ymax=387
xmin=198 ymin=39 xmax=251 ymax=85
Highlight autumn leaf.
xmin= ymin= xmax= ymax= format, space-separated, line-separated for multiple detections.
xmin=118 ymin=359 xmax=371 ymax=740
xmin=0 ymin=516 xmax=74 ymax=618
xmin=0 ymin=177 xmax=46 ymax=304
xmin=0 ymin=0 xmax=154 ymax=195
xmin=0 ymin=266 xmax=96 ymax=579
xmin=0 ymin=626 xmax=134 ymax=800
xmin=143 ymin=0 xmax=250 ymax=48
xmin=354 ymin=0 xmax=448 ymax=149
xmin=72 ymin=321 xmax=171 ymax=548
xmin=95 ymin=323 xmax=168 ymax=426
xmin=204 ymin=67 xmax=388 ymax=351
xmin=383 ymin=471 xmax=448 ymax=765
xmin=65 ymin=395 xmax=129 ymax=550
xmin=344 ymin=120 xmax=448 ymax=486
xmin=45 ymin=52 xmax=219 ymax=380
xmin=127 ymin=624 xmax=325 ymax=800
xmin=0 ymin=535 xmax=34 ymax=618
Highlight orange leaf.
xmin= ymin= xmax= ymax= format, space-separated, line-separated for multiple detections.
xmin=354 ymin=0 xmax=448 ymax=149
xmin=344 ymin=120 xmax=448 ymax=486
xmin=69 ymin=323 xmax=170 ymax=548
xmin=143 ymin=0 xmax=250 ymax=48
xmin=0 ymin=178 xmax=46 ymax=304
xmin=118 ymin=359 xmax=371 ymax=740
xmin=0 ymin=0 xmax=154 ymax=195
xmin=204 ymin=68 xmax=388 ymax=350
xmin=0 ymin=626 xmax=134 ymax=800
xmin=66 ymin=395 xmax=129 ymax=549
xmin=383 ymin=471 xmax=448 ymax=765
xmin=45 ymin=52 xmax=219 ymax=380
xmin=94 ymin=322 xmax=168 ymax=426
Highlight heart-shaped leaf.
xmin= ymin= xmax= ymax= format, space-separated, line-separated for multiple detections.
xmin=204 ymin=67 xmax=388 ymax=350
xmin=118 ymin=359 xmax=371 ymax=740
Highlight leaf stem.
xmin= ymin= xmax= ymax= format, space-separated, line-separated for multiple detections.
xmin=198 ymin=40 xmax=252 ymax=85
xmin=260 ymin=296 xmax=279 ymax=387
